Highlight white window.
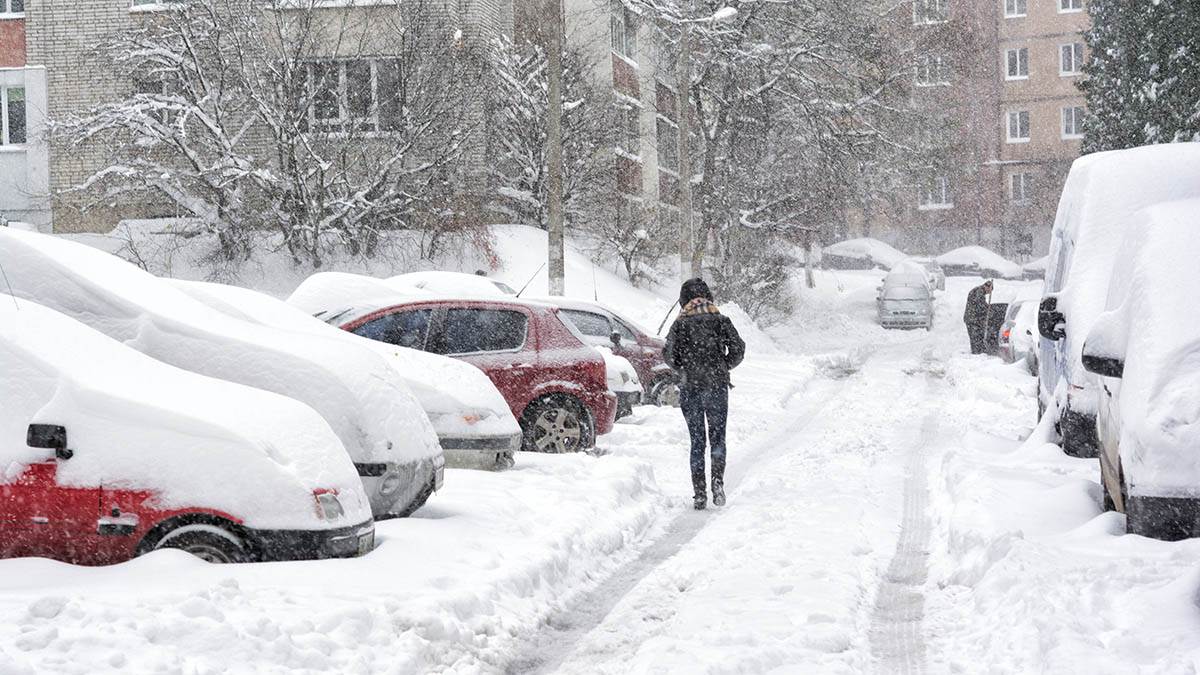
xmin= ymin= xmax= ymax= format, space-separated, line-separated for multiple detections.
xmin=615 ymin=99 xmax=640 ymax=156
xmin=0 ymin=0 xmax=23 ymax=15
xmin=1010 ymin=172 xmax=1032 ymax=203
xmin=1004 ymin=0 xmax=1026 ymax=17
xmin=1060 ymin=43 xmax=1084 ymax=75
xmin=656 ymin=116 xmax=678 ymax=172
xmin=913 ymin=0 xmax=948 ymax=25
xmin=1 ymin=86 xmax=25 ymax=145
xmin=1005 ymin=48 xmax=1029 ymax=80
xmin=306 ymin=59 xmax=406 ymax=134
xmin=1059 ymin=0 xmax=1083 ymax=12
xmin=610 ymin=2 xmax=638 ymax=60
xmin=1062 ymin=105 xmax=1085 ymax=139
xmin=918 ymin=176 xmax=953 ymax=210
xmin=915 ymin=53 xmax=952 ymax=86
xmin=1006 ymin=110 xmax=1030 ymax=143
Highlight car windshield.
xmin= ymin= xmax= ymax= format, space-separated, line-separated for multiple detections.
xmin=884 ymin=287 xmax=929 ymax=301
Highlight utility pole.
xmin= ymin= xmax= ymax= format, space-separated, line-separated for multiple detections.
xmin=675 ymin=23 xmax=695 ymax=284
xmin=546 ymin=0 xmax=566 ymax=296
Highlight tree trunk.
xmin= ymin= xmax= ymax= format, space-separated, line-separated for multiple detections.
xmin=545 ymin=0 xmax=566 ymax=296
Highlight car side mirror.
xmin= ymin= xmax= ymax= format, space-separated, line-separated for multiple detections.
xmin=27 ymin=424 xmax=73 ymax=460
xmin=610 ymin=331 xmax=622 ymax=348
xmin=1082 ymin=350 xmax=1125 ymax=379
xmin=1038 ymin=296 xmax=1066 ymax=341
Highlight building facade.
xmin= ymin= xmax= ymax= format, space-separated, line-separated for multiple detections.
xmin=0 ymin=1 xmax=50 ymax=231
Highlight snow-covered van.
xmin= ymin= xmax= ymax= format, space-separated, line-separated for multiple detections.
xmin=1082 ymin=198 xmax=1200 ymax=539
xmin=170 ymin=280 xmax=523 ymax=471
xmin=0 ymin=230 xmax=443 ymax=518
xmin=0 ymin=298 xmax=373 ymax=565
xmin=1037 ymin=144 xmax=1200 ymax=457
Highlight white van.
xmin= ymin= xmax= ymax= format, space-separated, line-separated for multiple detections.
xmin=1037 ymin=143 xmax=1200 ymax=457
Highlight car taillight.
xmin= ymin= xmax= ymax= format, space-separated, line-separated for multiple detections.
xmin=1002 ymin=329 xmax=1011 ymax=340
xmin=313 ymin=489 xmax=345 ymax=520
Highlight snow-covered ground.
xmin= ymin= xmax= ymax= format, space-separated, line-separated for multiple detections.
xmin=4 ymin=234 xmax=1200 ymax=673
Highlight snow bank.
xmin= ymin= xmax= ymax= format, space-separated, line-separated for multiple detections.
xmin=822 ymin=238 xmax=908 ymax=270
xmin=171 ymin=280 xmax=519 ymax=439
xmin=936 ymin=246 xmax=1022 ymax=279
xmin=390 ymin=270 xmax=516 ymax=297
xmin=0 ymin=298 xmax=368 ymax=530
xmin=0 ymin=230 xmax=441 ymax=509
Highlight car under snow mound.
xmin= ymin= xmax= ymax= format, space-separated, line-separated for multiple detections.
xmin=390 ymin=271 xmax=517 ymax=297
xmin=821 ymin=238 xmax=908 ymax=271
xmin=936 ymin=246 xmax=1023 ymax=279
xmin=0 ymin=297 xmax=373 ymax=564
xmin=170 ymin=280 xmax=522 ymax=470
xmin=1083 ymin=198 xmax=1200 ymax=539
xmin=0 ymin=229 xmax=442 ymax=519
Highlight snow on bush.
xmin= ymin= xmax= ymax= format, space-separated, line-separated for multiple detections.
xmin=821 ymin=238 xmax=908 ymax=270
xmin=0 ymin=298 xmax=369 ymax=529
xmin=936 ymin=246 xmax=1022 ymax=279
xmin=0 ymin=230 xmax=441 ymax=507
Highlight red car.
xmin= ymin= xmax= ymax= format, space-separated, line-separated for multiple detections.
xmin=310 ymin=292 xmax=617 ymax=454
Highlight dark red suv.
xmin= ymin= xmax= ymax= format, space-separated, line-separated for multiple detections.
xmin=321 ymin=296 xmax=617 ymax=455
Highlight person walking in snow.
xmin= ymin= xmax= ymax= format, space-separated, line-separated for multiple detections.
xmin=664 ymin=278 xmax=746 ymax=510
xmin=963 ymin=279 xmax=993 ymax=355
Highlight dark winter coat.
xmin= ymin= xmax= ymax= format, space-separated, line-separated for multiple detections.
xmin=664 ymin=279 xmax=746 ymax=389
xmin=963 ymin=285 xmax=990 ymax=328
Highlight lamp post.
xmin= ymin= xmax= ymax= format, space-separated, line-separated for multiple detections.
xmin=672 ymin=6 xmax=738 ymax=284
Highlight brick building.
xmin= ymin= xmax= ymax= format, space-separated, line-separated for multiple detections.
xmin=0 ymin=1 xmax=49 ymax=231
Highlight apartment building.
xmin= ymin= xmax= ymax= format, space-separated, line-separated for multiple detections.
xmin=0 ymin=1 xmax=50 ymax=231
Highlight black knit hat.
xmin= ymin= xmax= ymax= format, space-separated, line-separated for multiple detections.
xmin=679 ymin=277 xmax=713 ymax=306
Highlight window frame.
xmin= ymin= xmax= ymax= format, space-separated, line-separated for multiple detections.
xmin=614 ymin=96 xmax=641 ymax=158
xmin=1061 ymin=105 xmax=1085 ymax=139
xmin=915 ymin=53 xmax=952 ymax=87
xmin=610 ymin=2 xmax=638 ymax=61
xmin=350 ymin=309 xmax=433 ymax=351
xmin=1 ymin=86 xmax=26 ymax=146
xmin=304 ymin=58 xmax=406 ymax=136
xmin=918 ymin=176 xmax=953 ymax=211
xmin=912 ymin=0 xmax=948 ymax=25
xmin=1006 ymin=110 xmax=1031 ymax=143
xmin=437 ymin=307 xmax=530 ymax=356
xmin=1059 ymin=43 xmax=1084 ymax=76
xmin=1010 ymin=172 xmax=1033 ymax=203
xmin=1005 ymin=47 xmax=1029 ymax=80
xmin=1058 ymin=0 xmax=1083 ymax=13
xmin=1004 ymin=0 xmax=1026 ymax=18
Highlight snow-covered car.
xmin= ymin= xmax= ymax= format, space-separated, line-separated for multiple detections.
xmin=537 ymin=297 xmax=676 ymax=407
xmin=1037 ymin=144 xmax=1200 ymax=458
xmin=170 ymin=280 xmax=522 ymax=471
xmin=877 ymin=263 xmax=933 ymax=330
xmin=1 ymin=297 xmax=373 ymax=565
xmin=1082 ymin=198 xmax=1200 ymax=539
xmin=596 ymin=347 xmax=643 ymax=419
xmin=1022 ymin=256 xmax=1049 ymax=281
xmin=910 ymin=258 xmax=947 ymax=291
xmin=391 ymin=271 xmax=517 ymax=297
xmin=997 ymin=299 xmax=1037 ymax=373
xmin=936 ymin=246 xmax=1023 ymax=279
xmin=289 ymin=273 xmax=618 ymax=455
xmin=0 ymin=229 xmax=443 ymax=519
xmin=822 ymin=238 xmax=908 ymax=271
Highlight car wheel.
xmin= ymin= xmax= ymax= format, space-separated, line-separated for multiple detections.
xmin=650 ymin=378 xmax=681 ymax=407
xmin=154 ymin=524 xmax=250 ymax=563
xmin=523 ymin=397 xmax=590 ymax=454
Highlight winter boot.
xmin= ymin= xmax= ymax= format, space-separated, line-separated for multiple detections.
xmin=692 ymin=474 xmax=707 ymax=510
xmin=711 ymin=456 xmax=727 ymax=507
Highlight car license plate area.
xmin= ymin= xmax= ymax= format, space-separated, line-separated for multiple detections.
xmin=357 ymin=531 xmax=374 ymax=556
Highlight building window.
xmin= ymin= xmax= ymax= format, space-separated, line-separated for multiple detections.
xmin=1010 ymin=172 xmax=1032 ymax=203
xmin=1006 ymin=110 xmax=1030 ymax=143
xmin=912 ymin=0 xmax=947 ymax=25
xmin=615 ymin=99 xmax=640 ymax=157
xmin=610 ymin=2 xmax=638 ymax=60
xmin=305 ymin=59 xmax=405 ymax=134
xmin=1060 ymin=43 xmax=1085 ymax=75
xmin=2 ymin=87 xmax=25 ymax=145
xmin=656 ymin=117 xmax=678 ymax=172
xmin=1059 ymin=0 xmax=1083 ymax=12
xmin=1005 ymin=48 xmax=1029 ymax=80
xmin=918 ymin=176 xmax=952 ymax=210
xmin=1062 ymin=105 xmax=1085 ymax=139
xmin=1004 ymin=0 xmax=1026 ymax=17
xmin=915 ymin=53 xmax=952 ymax=87
xmin=0 ymin=0 xmax=23 ymax=15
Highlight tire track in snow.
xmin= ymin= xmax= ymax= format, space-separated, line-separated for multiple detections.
xmin=868 ymin=366 xmax=941 ymax=675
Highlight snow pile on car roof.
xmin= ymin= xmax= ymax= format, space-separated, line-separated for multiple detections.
xmin=171 ymin=280 xmax=518 ymax=435
xmin=936 ymin=246 xmax=1022 ymax=279
xmin=0 ymin=298 xmax=369 ymax=529
xmin=391 ymin=271 xmax=515 ymax=297
xmin=288 ymin=272 xmax=435 ymax=324
xmin=1087 ymin=198 xmax=1200 ymax=493
xmin=822 ymin=238 xmax=908 ymax=270
xmin=0 ymin=230 xmax=441 ymax=470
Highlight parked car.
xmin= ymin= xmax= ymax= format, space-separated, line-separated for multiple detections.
xmin=821 ymin=238 xmax=908 ymax=271
xmin=1 ymin=297 xmax=374 ymax=565
xmin=877 ymin=263 xmax=933 ymax=330
xmin=936 ymin=246 xmax=1023 ymax=279
xmin=910 ymin=258 xmax=947 ymax=291
xmin=1037 ymin=144 xmax=1200 ymax=458
xmin=289 ymin=273 xmax=618 ymax=455
xmin=997 ymin=299 xmax=1038 ymax=373
xmin=594 ymin=347 xmax=643 ymax=419
xmin=1082 ymin=198 xmax=1200 ymax=540
xmin=0 ymin=230 xmax=444 ymax=518
xmin=538 ymin=297 xmax=677 ymax=407
xmin=391 ymin=271 xmax=517 ymax=297
xmin=170 ymin=280 xmax=523 ymax=471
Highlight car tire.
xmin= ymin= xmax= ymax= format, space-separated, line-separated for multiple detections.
xmin=649 ymin=378 xmax=681 ymax=407
xmin=522 ymin=396 xmax=591 ymax=454
xmin=154 ymin=524 xmax=251 ymax=563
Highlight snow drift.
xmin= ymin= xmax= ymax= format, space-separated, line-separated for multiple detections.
xmin=822 ymin=238 xmax=908 ymax=270
xmin=936 ymin=246 xmax=1022 ymax=279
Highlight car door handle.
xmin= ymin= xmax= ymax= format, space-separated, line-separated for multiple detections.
xmin=30 ymin=516 xmax=49 ymax=525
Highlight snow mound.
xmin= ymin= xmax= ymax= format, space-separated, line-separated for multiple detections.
xmin=936 ymin=246 xmax=1022 ymax=279
xmin=822 ymin=238 xmax=908 ymax=270
xmin=0 ymin=297 xmax=368 ymax=529
xmin=390 ymin=270 xmax=516 ymax=297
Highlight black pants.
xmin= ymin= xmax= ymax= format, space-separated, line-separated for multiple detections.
xmin=680 ymin=385 xmax=729 ymax=497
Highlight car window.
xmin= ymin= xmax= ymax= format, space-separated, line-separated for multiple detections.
xmin=560 ymin=309 xmax=611 ymax=340
xmin=351 ymin=309 xmax=431 ymax=350
xmin=613 ymin=318 xmax=637 ymax=342
xmin=884 ymin=287 xmax=929 ymax=301
xmin=439 ymin=309 xmax=528 ymax=355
